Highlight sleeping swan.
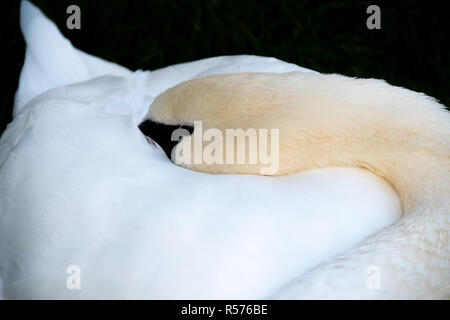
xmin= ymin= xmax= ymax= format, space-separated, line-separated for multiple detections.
xmin=145 ymin=72 xmax=450 ymax=299
xmin=0 ymin=1 xmax=435 ymax=299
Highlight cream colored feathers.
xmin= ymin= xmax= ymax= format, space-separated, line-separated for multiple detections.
xmin=146 ymin=72 xmax=450 ymax=299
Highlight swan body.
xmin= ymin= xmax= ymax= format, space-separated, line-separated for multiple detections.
xmin=146 ymin=71 xmax=450 ymax=298
xmin=0 ymin=1 xmax=404 ymax=299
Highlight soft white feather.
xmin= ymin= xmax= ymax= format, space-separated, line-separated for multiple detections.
xmin=0 ymin=1 xmax=402 ymax=299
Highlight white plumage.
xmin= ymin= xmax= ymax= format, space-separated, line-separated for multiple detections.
xmin=0 ymin=1 xmax=402 ymax=299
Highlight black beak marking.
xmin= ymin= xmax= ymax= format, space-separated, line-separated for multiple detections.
xmin=138 ymin=119 xmax=194 ymax=159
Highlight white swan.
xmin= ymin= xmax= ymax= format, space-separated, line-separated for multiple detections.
xmin=0 ymin=1 xmax=403 ymax=299
xmin=146 ymin=56 xmax=450 ymax=299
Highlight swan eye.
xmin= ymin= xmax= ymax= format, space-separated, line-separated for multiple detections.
xmin=138 ymin=120 xmax=194 ymax=158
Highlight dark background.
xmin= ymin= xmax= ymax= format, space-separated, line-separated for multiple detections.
xmin=1 ymin=0 xmax=449 ymax=136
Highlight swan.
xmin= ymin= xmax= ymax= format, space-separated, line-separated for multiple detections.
xmin=145 ymin=67 xmax=450 ymax=299
xmin=0 ymin=1 xmax=405 ymax=299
